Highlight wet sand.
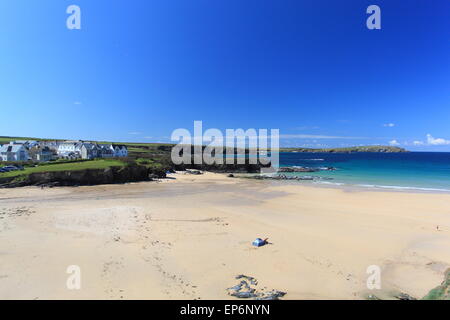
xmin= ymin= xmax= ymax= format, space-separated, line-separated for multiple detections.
xmin=1 ymin=172 xmax=449 ymax=300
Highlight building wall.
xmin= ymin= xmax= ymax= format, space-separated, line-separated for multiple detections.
xmin=37 ymin=153 xmax=53 ymax=162
xmin=0 ymin=149 xmax=28 ymax=161
xmin=16 ymin=149 xmax=28 ymax=161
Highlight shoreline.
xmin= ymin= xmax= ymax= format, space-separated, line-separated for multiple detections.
xmin=236 ymin=173 xmax=450 ymax=195
xmin=1 ymin=172 xmax=450 ymax=300
xmin=4 ymin=172 xmax=450 ymax=195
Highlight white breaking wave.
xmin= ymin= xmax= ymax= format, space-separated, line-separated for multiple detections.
xmin=314 ymin=181 xmax=345 ymax=186
xmin=356 ymin=184 xmax=450 ymax=192
xmin=313 ymin=180 xmax=450 ymax=192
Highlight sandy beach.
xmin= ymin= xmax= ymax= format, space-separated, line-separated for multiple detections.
xmin=1 ymin=172 xmax=449 ymax=300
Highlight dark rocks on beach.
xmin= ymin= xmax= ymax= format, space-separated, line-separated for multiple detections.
xmin=278 ymin=166 xmax=319 ymax=173
xmin=256 ymin=290 xmax=287 ymax=300
xmin=236 ymin=274 xmax=258 ymax=285
xmin=277 ymin=166 xmax=336 ymax=173
xmin=148 ymin=173 xmax=161 ymax=181
xmin=394 ymin=292 xmax=417 ymax=300
xmin=0 ymin=181 xmax=23 ymax=188
xmin=174 ymin=162 xmax=267 ymax=174
xmin=185 ymin=169 xmax=203 ymax=175
xmin=38 ymin=182 xmax=60 ymax=188
xmin=227 ymin=173 xmax=235 ymax=178
xmin=227 ymin=275 xmax=286 ymax=300
xmin=249 ymin=174 xmax=332 ymax=182
xmin=228 ymin=281 xmax=257 ymax=299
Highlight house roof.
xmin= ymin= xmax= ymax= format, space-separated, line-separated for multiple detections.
xmin=59 ymin=142 xmax=83 ymax=148
xmin=112 ymin=144 xmax=127 ymax=149
xmin=0 ymin=144 xmax=25 ymax=153
xmin=81 ymin=143 xmax=98 ymax=150
xmin=35 ymin=146 xmax=52 ymax=152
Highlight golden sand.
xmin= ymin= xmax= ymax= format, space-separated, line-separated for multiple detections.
xmin=1 ymin=172 xmax=449 ymax=300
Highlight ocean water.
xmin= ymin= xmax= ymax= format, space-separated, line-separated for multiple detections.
xmin=279 ymin=152 xmax=450 ymax=192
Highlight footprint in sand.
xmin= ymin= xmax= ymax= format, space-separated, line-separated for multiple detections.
xmin=101 ymin=258 xmax=126 ymax=299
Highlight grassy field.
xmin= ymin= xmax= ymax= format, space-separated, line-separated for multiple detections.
xmin=0 ymin=136 xmax=46 ymax=144
xmin=0 ymin=159 xmax=125 ymax=178
xmin=422 ymin=269 xmax=450 ymax=300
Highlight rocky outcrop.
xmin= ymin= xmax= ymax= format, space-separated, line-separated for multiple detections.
xmin=227 ymin=275 xmax=286 ymax=300
xmin=0 ymin=160 xmax=271 ymax=188
xmin=173 ymin=163 xmax=266 ymax=173
xmin=277 ymin=166 xmax=336 ymax=173
xmin=0 ymin=165 xmax=167 ymax=188
xmin=247 ymin=174 xmax=333 ymax=182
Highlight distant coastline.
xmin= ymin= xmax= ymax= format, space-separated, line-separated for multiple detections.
xmin=280 ymin=146 xmax=408 ymax=153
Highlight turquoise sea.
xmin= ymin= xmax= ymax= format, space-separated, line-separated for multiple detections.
xmin=279 ymin=152 xmax=450 ymax=192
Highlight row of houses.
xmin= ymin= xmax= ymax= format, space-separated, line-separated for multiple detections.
xmin=59 ymin=141 xmax=128 ymax=159
xmin=0 ymin=140 xmax=128 ymax=162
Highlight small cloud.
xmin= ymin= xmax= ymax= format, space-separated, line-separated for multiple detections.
xmin=413 ymin=140 xmax=424 ymax=146
xmin=426 ymin=134 xmax=450 ymax=146
xmin=143 ymin=136 xmax=153 ymax=139
xmin=128 ymin=131 xmax=141 ymax=135
xmin=383 ymin=123 xmax=395 ymax=127
xmin=295 ymin=126 xmax=320 ymax=131
xmin=74 ymin=101 xmax=82 ymax=105
xmin=389 ymin=139 xmax=400 ymax=146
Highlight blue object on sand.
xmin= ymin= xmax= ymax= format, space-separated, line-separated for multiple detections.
xmin=252 ymin=238 xmax=266 ymax=247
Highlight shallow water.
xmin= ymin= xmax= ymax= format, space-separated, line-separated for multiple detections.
xmin=279 ymin=152 xmax=450 ymax=192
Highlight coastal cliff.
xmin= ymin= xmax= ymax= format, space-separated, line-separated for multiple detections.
xmin=0 ymin=161 xmax=267 ymax=188
xmin=0 ymin=164 xmax=165 ymax=188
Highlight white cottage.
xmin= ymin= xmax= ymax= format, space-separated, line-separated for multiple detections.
xmin=29 ymin=146 xmax=55 ymax=162
xmin=57 ymin=141 xmax=83 ymax=158
xmin=97 ymin=144 xmax=114 ymax=158
xmin=111 ymin=145 xmax=128 ymax=157
xmin=0 ymin=144 xmax=29 ymax=161
xmin=80 ymin=143 xmax=99 ymax=160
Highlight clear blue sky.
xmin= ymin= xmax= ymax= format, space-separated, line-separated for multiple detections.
xmin=1 ymin=0 xmax=449 ymax=150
